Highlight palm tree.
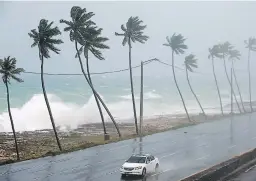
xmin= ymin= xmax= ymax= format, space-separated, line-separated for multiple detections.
xmin=184 ymin=54 xmax=206 ymax=117
xmin=163 ymin=33 xmax=191 ymax=122
xmin=76 ymin=27 xmax=110 ymax=136
xmin=208 ymin=45 xmax=224 ymax=115
xmin=115 ymin=16 xmax=149 ymax=134
xmin=0 ymin=56 xmax=24 ymax=160
xmin=219 ymin=42 xmax=242 ymax=113
xmin=245 ymin=37 xmax=256 ymax=112
xmin=60 ymin=6 xmax=121 ymax=137
xmin=28 ymin=19 xmax=63 ymax=151
xmin=228 ymin=49 xmax=246 ymax=112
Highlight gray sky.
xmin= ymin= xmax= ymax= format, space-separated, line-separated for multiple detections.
xmin=1 ymin=1 xmax=256 ymax=77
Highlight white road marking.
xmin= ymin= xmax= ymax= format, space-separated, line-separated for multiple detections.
xmin=228 ymin=145 xmax=237 ymax=149
xmin=151 ymin=168 xmax=174 ymax=176
xmin=195 ymin=154 xmax=210 ymax=161
xmin=160 ymin=151 xmax=181 ymax=159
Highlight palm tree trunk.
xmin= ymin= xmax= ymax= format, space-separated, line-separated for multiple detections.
xmin=128 ymin=38 xmax=139 ymax=135
xmin=231 ymin=60 xmax=246 ymax=112
xmin=247 ymin=49 xmax=253 ymax=112
xmin=171 ymin=51 xmax=191 ymax=122
xmin=211 ymin=57 xmax=224 ymax=116
xmin=185 ymin=68 xmax=206 ymax=117
xmin=85 ymin=51 xmax=107 ymax=135
xmin=40 ymin=56 xmax=62 ymax=151
xmin=75 ymin=41 xmax=121 ymax=137
xmin=223 ymin=57 xmax=242 ymax=113
xmin=5 ymin=83 xmax=20 ymax=160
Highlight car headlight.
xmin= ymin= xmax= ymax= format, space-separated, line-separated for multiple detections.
xmin=134 ymin=166 xmax=142 ymax=170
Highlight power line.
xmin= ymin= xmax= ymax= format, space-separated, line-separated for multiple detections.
xmin=23 ymin=58 xmax=158 ymax=76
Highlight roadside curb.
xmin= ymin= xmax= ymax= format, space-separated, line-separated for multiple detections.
xmin=178 ymin=148 xmax=256 ymax=181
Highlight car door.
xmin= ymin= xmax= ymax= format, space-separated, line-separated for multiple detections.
xmin=145 ymin=157 xmax=152 ymax=172
xmin=147 ymin=156 xmax=154 ymax=172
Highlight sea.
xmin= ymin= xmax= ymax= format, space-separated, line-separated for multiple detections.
xmin=0 ymin=68 xmax=254 ymax=132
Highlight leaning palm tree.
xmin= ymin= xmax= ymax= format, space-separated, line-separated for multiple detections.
xmin=28 ymin=19 xmax=63 ymax=151
xmin=184 ymin=54 xmax=206 ymax=117
xmin=163 ymin=33 xmax=191 ymax=122
xmin=0 ymin=56 xmax=24 ymax=160
xmin=76 ymin=27 xmax=110 ymax=136
xmin=208 ymin=45 xmax=224 ymax=115
xmin=228 ymin=49 xmax=246 ymax=112
xmin=115 ymin=16 xmax=149 ymax=134
xmin=219 ymin=42 xmax=242 ymax=113
xmin=60 ymin=6 xmax=121 ymax=137
xmin=245 ymin=37 xmax=256 ymax=112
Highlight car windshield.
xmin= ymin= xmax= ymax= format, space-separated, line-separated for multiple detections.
xmin=126 ymin=156 xmax=146 ymax=163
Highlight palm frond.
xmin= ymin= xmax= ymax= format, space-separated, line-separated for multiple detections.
xmin=29 ymin=19 xmax=63 ymax=59
xmin=116 ymin=16 xmax=148 ymax=46
xmin=184 ymin=54 xmax=198 ymax=72
xmin=0 ymin=56 xmax=24 ymax=84
xmin=163 ymin=33 xmax=187 ymax=55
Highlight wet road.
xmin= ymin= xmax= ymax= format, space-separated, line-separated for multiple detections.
xmin=0 ymin=113 xmax=256 ymax=181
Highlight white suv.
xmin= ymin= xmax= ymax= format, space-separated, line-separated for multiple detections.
xmin=120 ymin=154 xmax=160 ymax=178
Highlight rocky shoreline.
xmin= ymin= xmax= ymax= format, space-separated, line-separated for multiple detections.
xmin=0 ymin=112 xmax=245 ymax=165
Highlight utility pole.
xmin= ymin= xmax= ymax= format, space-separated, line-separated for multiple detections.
xmin=139 ymin=61 xmax=144 ymax=154
xmin=231 ymin=68 xmax=233 ymax=114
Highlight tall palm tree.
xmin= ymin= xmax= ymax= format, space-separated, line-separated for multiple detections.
xmin=28 ymin=19 xmax=63 ymax=151
xmin=219 ymin=42 xmax=242 ymax=113
xmin=60 ymin=6 xmax=121 ymax=137
xmin=245 ymin=37 xmax=256 ymax=112
xmin=0 ymin=56 xmax=24 ymax=160
xmin=163 ymin=33 xmax=191 ymax=122
xmin=76 ymin=27 xmax=110 ymax=136
xmin=208 ymin=45 xmax=224 ymax=115
xmin=228 ymin=49 xmax=246 ymax=112
xmin=115 ymin=16 xmax=149 ymax=134
xmin=184 ymin=54 xmax=206 ymax=117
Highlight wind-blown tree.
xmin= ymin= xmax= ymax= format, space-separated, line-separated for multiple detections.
xmin=28 ymin=19 xmax=63 ymax=151
xmin=0 ymin=56 xmax=24 ymax=160
xmin=60 ymin=6 xmax=121 ymax=137
xmin=76 ymin=27 xmax=110 ymax=136
xmin=228 ymin=49 xmax=246 ymax=112
xmin=184 ymin=54 xmax=206 ymax=117
xmin=219 ymin=42 xmax=242 ymax=113
xmin=115 ymin=16 xmax=149 ymax=134
xmin=208 ymin=45 xmax=224 ymax=115
xmin=163 ymin=33 xmax=191 ymax=122
xmin=245 ymin=37 xmax=256 ymax=112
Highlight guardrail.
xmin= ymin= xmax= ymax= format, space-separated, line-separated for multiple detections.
xmin=179 ymin=148 xmax=256 ymax=181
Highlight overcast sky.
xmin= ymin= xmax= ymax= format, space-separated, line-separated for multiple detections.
xmin=1 ymin=1 xmax=256 ymax=77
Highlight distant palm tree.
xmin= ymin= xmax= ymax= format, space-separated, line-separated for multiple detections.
xmin=60 ymin=6 xmax=121 ymax=137
xmin=245 ymin=37 xmax=256 ymax=112
xmin=163 ymin=33 xmax=191 ymax=122
xmin=219 ymin=42 xmax=242 ymax=113
xmin=115 ymin=16 xmax=149 ymax=134
xmin=0 ymin=56 xmax=24 ymax=160
xmin=28 ymin=19 xmax=63 ymax=151
xmin=208 ymin=45 xmax=224 ymax=115
xmin=184 ymin=54 xmax=206 ymax=117
xmin=76 ymin=27 xmax=110 ymax=136
xmin=228 ymin=49 xmax=246 ymax=112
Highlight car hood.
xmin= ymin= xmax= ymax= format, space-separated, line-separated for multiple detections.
xmin=122 ymin=162 xmax=145 ymax=168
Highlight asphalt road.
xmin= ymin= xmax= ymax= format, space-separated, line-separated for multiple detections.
xmin=0 ymin=113 xmax=256 ymax=181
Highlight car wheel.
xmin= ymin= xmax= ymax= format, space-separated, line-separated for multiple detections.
xmin=155 ymin=163 xmax=159 ymax=172
xmin=121 ymin=174 xmax=126 ymax=178
xmin=141 ymin=168 xmax=146 ymax=178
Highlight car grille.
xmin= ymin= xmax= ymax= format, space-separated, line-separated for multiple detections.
xmin=124 ymin=167 xmax=134 ymax=171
